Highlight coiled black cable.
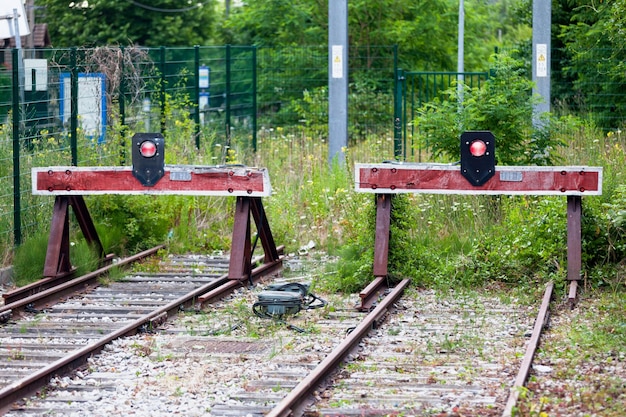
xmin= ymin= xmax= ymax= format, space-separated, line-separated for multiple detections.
xmin=252 ymin=283 xmax=328 ymax=333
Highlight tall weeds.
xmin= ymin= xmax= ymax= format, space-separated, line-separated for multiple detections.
xmin=4 ymin=88 xmax=626 ymax=293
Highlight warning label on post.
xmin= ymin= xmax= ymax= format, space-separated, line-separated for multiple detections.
xmin=332 ymin=45 xmax=343 ymax=79
xmin=536 ymin=44 xmax=548 ymax=78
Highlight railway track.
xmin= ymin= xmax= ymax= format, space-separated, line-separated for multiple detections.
xmin=0 ymin=248 xmax=283 ymax=415
xmin=0 ymin=249 xmax=550 ymax=416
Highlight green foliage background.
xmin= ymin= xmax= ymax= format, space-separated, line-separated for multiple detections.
xmin=36 ymin=0 xmax=219 ymax=47
xmin=4 ymin=0 xmax=624 ymax=297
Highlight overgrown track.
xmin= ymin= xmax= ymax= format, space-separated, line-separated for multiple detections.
xmin=308 ymin=290 xmax=536 ymax=416
xmin=2 ymin=257 xmax=547 ymax=416
xmin=0 ymin=250 xmax=283 ymax=415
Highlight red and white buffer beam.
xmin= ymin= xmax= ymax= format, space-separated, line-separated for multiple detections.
xmin=354 ymin=163 xmax=602 ymax=196
xmin=354 ymin=162 xmax=603 ymax=305
xmin=31 ymin=165 xmax=280 ymax=286
xmin=32 ymin=165 xmax=272 ymax=197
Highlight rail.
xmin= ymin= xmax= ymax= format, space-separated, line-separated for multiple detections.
xmin=0 ymin=250 xmax=282 ymax=414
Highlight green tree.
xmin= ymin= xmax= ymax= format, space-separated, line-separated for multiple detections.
xmin=220 ymin=0 xmax=514 ymax=72
xmin=553 ymin=0 xmax=626 ymax=129
xmin=36 ymin=0 xmax=219 ymax=47
xmin=219 ymin=0 xmax=326 ymax=46
xmin=354 ymin=0 xmax=458 ymax=70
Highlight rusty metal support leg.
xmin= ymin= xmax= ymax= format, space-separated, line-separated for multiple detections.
xmin=250 ymin=197 xmax=279 ymax=263
xmin=68 ymin=195 xmax=105 ymax=260
xmin=228 ymin=196 xmax=252 ymax=281
xmin=373 ymin=194 xmax=392 ymax=278
xmin=43 ymin=196 xmax=74 ymax=278
xmin=359 ymin=194 xmax=393 ymax=311
xmin=43 ymin=195 xmax=110 ymax=279
xmin=567 ymin=195 xmax=582 ymax=304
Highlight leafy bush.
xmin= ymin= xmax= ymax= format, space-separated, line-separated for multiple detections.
xmin=414 ymin=53 xmax=566 ymax=166
xmin=581 ymin=185 xmax=626 ymax=267
xmin=89 ymin=195 xmax=178 ymax=254
xmin=472 ymin=197 xmax=568 ymax=286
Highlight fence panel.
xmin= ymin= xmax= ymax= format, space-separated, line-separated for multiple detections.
xmin=254 ymin=45 xmax=398 ymax=164
xmin=0 ymin=45 xmax=398 ymax=259
xmin=398 ymin=70 xmax=489 ymax=161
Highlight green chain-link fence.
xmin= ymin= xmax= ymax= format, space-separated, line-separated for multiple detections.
xmin=0 ymin=44 xmax=622 ymax=259
xmin=0 ymin=45 xmax=398 ymax=256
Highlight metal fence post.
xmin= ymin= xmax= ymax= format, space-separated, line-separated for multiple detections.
xmin=11 ymin=49 xmax=21 ymax=246
xmin=393 ymin=67 xmax=404 ymax=161
xmin=118 ymin=46 xmax=127 ymax=163
xmin=160 ymin=46 xmax=166 ymax=133
xmin=119 ymin=46 xmax=126 ymax=127
xmin=194 ymin=45 xmax=201 ymax=149
xmin=70 ymin=47 xmax=78 ymax=166
xmin=225 ymin=45 xmax=231 ymax=148
xmin=252 ymin=46 xmax=257 ymax=153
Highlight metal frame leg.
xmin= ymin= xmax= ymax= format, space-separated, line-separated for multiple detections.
xmin=567 ymin=195 xmax=582 ymax=303
xmin=228 ymin=196 xmax=280 ymax=281
xmin=43 ymin=195 xmax=108 ymax=279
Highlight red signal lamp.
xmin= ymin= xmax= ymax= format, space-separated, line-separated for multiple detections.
xmin=139 ymin=140 xmax=157 ymax=158
xmin=469 ymin=140 xmax=487 ymax=157
xmin=132 ymin=133 xmax=165 ymax=186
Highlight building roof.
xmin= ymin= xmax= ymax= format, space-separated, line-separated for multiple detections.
xmin=1 ymin=23 xmax=50 ymax=48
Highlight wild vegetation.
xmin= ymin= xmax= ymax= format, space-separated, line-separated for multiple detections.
xmin=2 ymin=0 xmax=624 ymax=414
xmin=9 ymin=53 xmax=625 ymax=297
xmin=1 ymin=0 xmax=620 ymax=300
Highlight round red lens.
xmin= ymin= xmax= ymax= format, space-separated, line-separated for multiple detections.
xmin=139 ymin=140 xmax=157 ymax=158
xmin=469 ymin=140 xmax=487 ymax=157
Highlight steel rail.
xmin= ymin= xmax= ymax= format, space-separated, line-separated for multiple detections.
xmin=0 ymin=245 xmax=165 ymax=318
xmin=2 ymin=252 xmax=117 ymax=305
xmin=0 ymin=276 xmax=226 ymax=413
xmin=0 ymin=250 xmax=283 ymax=413
xmin=357 ymin=276 xmax=389 ymax=311
xmin=502 ymin=280 xmax=554 ymax=417
xmin=266 ymin=278 xmax=411 ymax=417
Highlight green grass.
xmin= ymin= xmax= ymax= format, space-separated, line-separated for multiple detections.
xmin=11 ymin=229 xmax=103 ymax=286
xmin=515 ymin=289 xmax=626 ymax=417
xmin=7 ymin=115 xmax=622 ymax=415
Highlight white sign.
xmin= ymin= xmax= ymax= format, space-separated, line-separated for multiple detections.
xmin=332 ymin=45 xmax=343 ymax=79
xmin=24 ymin=59 xmax=48 ymax=91
xmin=536 ymin=44 xmax=548 ymax=78
xmin=60 ymin=73 xmax=107 ymax=142
xmin=0 ymin=0 xmax=31 ymax=40
xmin=199 ymin=66 xmax=210 ymax=89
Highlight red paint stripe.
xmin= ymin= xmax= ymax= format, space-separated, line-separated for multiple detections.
xmin=357 ymin=167 xmax=600 ymax=194
xmin=35 ymin=170 xmax=266 ymax=194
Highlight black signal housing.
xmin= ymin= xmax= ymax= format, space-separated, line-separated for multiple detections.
xmin=460 ymin=131 xmax=495 ymax=186
xmin=132 ymin=133 xmax=165 ymax=186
